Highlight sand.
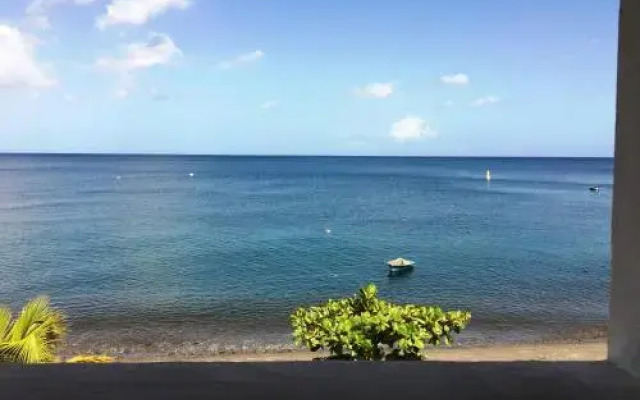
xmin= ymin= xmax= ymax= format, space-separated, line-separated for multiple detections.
xmin=109 ymin=340 xmax=607 ymax=363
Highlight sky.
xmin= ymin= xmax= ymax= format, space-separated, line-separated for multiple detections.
xmin=0 ymin=0 xmax=620 ymax=156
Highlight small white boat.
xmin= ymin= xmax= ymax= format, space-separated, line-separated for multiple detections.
xmin=387 ymin=258 xmax=415 ymax=273
xmin=485 ymin=169 xmax=491 ymax=181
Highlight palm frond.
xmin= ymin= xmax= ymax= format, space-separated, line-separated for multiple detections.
xmin=0 ymin=307 xmax=11 ymax=341
xmin=0 ymin=296 xmax=67 ymax=364
xmin=8 ymin=297 xmax=52 ymax=341
xmin=0 ymin=335 xmax=55 ymax=364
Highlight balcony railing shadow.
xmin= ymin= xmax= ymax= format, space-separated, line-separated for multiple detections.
xmin=2 ymin=360 xmax=640 ymax=400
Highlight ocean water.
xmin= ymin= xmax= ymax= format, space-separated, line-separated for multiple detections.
xmin=0 ymin=155 xmax=612 ymax=357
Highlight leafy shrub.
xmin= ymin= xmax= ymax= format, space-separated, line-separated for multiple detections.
xmin=291 ymin=284 xmax=471 ymax=360
xmin=0 ymin=296 xmax=67 ymax=364
xmin=67 ymin=355 xmax=116 ymax=364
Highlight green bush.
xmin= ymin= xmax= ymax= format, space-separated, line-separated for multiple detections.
xmin=291 ymin=284 xmax=471 ymax=360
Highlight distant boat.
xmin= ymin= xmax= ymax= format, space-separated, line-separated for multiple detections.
xmin=189 ymin=172 xmax=194 ymax=177
xmin=485 ymin=169 xmax=491 ymax=181
xmin=589 ymin=186 xmax=600 ymax=193
xmin=387 ymin=258 xmax=415 ymax=274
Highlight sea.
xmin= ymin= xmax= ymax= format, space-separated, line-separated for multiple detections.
xmin=0 ymin=155 xmax=612 ymax=358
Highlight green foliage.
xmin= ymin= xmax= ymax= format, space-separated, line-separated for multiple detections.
xmin=0 ymin=297 xmax=67 ymax=364
xmin=291 ymin=284 xmax=471 ymax=360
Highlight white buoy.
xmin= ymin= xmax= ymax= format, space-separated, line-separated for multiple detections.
xmin=485 ymin=169 xmax=491 ymax=182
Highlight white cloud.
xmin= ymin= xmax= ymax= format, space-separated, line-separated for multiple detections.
xmin=24 ymin=15 xmax=52 ymax=30
xmin=354 ymin=82 xmax=393 ymax=98
xmin=260 ymin=100 xmax=278 ymax=109
xmin=471 ymin=96 xmax=500 ymax=107
xmin=96 ymin=35 xmax=180 ymax=99
xmin=114 ymin=88 xmax=130 ymax=98
xmin=27 ymin=0 xmax=97 ymax=13
xmin=217 ymin=50 xmax=265 ymax=69
xmin=441 ymin=73 xmax=469 ymax=85
xmin=390 ymin=116 xmax=437 ymax=142
xmin=97 ymin=0 xmax=190 ymax=30
xmin=150 ymin=87 xmax=169 ymax=101
xmin=96 ymin=33 xmax=182 ymax=72
xmin=108 ymin=72 xmax=135 ymax=98
xmin=0 ymin=25 xmax=56 ymax=89
xmin=25 ymin=0 xmax=97 ymax=30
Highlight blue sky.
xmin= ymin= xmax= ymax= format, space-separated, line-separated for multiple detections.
xmin=0 ymin=0 xmax=619 ymax=156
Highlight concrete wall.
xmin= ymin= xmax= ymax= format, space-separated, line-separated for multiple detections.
xmin=609 ymin=0 xmax=640 ymax=377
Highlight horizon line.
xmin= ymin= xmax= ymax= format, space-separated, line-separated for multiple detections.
xmin=0 ymin=152 xmax=614 ymax=159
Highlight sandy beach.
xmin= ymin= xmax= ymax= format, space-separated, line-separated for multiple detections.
xmin=109 ymin=340 xmax=607 ymax=363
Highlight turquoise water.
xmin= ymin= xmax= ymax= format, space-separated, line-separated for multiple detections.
xmin=0 ymin=155 xmax=612 ymax=356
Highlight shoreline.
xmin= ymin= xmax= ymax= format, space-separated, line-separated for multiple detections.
xmin=68 ymin=339 xmax=607 ymax=364
xmin=60 ymin=323 xmax=609 ymax=362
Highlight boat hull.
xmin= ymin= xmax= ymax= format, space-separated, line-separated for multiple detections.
xmin=388 ymin=265 xmax=414 ymax=276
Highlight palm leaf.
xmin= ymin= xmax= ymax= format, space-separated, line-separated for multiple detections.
xmin=8 ymin=297 xmax=52 ymax=341
xmin=0 ymin=335 xmax=54 ymax=364
xmin=0 ymin=296 xmax=66 ymax=364
xmin=0 ymin=307 xmax=11 ymax=341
